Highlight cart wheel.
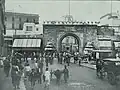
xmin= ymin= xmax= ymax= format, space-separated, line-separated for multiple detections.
xmin=107 ymin=72 xmax=116 ymax=85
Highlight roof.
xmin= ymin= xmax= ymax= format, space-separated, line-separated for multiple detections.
xmin=5 ymin=12 xmax=39 ymax=17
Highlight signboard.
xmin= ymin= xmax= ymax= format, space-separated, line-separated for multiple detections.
xmin=13 ymin=34 xmax=43 ymax=39
xmin=99 ymin=41 xmax=111 ymax=47
xmin=64 ymin=27 xmax=76 ymax=32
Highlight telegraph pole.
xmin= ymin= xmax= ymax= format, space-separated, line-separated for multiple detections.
xmin=69 ymin=0 xmax=70 ymax=16
xmin=111 ymin=0 xmax=113 ymax=26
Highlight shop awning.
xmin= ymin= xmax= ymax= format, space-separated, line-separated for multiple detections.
xmin=99 ymin=41 xmax=111 ymax=47
xmin=114 ymin=42 xmax=120 ymax=48
xmin=12 ymin=39 xmax=41 ymax=48
xmin=92 ymin=50 xmax=112 ymax=52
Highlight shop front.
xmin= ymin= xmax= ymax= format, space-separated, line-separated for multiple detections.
xmin=91 ymin=38 xmax=113 ymax=60
xmin=12 ymin=35 xmax=44 ymax=60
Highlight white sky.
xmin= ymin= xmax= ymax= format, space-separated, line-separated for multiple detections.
xmin=5 ymin=0 xmax=120 ymax=24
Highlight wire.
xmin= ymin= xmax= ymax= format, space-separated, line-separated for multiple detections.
xmin=69 ymin=0 xmax=70 ymax=16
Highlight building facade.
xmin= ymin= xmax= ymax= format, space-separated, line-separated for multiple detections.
xmin=0 ymin=0 xmax=5 ymax=56
xmin=5 ymin=12 xmax=39 ymax=31
xmin=4 ymin=12 xmax=39 ymax=56
xmin=43 ymin=20 xmax=115 ymax=53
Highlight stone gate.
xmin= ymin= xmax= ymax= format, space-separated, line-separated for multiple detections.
xmin=43 ymin=20 xmax=101 ymax=53
xmin=43 ymin=20 xmax=114 ymax=53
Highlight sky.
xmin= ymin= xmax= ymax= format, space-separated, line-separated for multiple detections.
xmin=5 ymin=0 xmax=120 ymax=25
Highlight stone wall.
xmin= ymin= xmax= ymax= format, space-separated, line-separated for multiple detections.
xmin=84 ymin=26 xmax=99 ymax=49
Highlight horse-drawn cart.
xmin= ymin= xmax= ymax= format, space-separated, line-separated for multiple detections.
xmin=101 ymin=58 xmax=120 ymax=85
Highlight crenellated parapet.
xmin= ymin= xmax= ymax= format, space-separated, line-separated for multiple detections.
xmin=43 ymin=21 xmax=100 ymax=26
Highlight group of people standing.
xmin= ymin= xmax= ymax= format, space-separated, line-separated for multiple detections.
xmin=2 ymin=54 xmax=24 ymax=90
xmin=58 ymin=51 xmax=81 ymax=66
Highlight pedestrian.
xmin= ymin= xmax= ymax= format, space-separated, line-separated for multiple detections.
xmin=29 ymin=69 xmax=36 ymax=90
xmin=0 ymin=58 xmax=3 ymax=68
xmin=24 ymin=63 xmax=31 ymax=78
xmin=38 ymin=59 xmax=44 ymax=74
xmin=49 ymin=55 xmax=52 ymax=65
xmin=30 ymin=59 xmax=38 ymax=70
xmin=54 ymin=69 xmax=62 ymax=85
xmin=57 ymin=52 xmax=60 ymax=63
xmin=50 ymin=69 xmax=53 ymax=80
xmin=36 ymin=68 xmax=42 ymax=84
xmin=66 ymin=54 xmax=70 ymax=66
xmin=74 ymin=52 xmax=78 ymax=64
xmin=17 ymin=68 xmax=22 ymax=89
xmin=45 ymin=55 xmax=49 ymax=67
xmin=64 ymin=55 xmax=67 ymax=64
xmin=11 ymin=65 xmax=21 ymax=89
xmin=3 ymin=58 xmax=11 ymax=77
xmin=63 ymin=52 xmax=66 ymax=64
xmin=44 ymin=68 xmax=50 ymax=90
xmin=63 ymin=65 xmax=69 ymax=83
xmin=60 ymin=52 xmax=63 ymax=64
xmin=96 ymin=59 xmax=104 ymax=78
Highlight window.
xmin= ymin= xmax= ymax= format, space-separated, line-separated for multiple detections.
xmin=12 ymin=23 xmax=14 ymax=29
xmin=26 ymin=18 xmax=29 ymax=22
xmin=26 ymin=26 xmax=32 ymax=31
xmin=12 ymin=17 xmax=14 ymax=22
xmin=19 ymin=24 xmax=22 ymax=30
xmin=36 ymin=28 xmax=39 ymax=31
xmin=19 ymin=17 xmax=21 ymax=22
xmin=33 ymin=19 xmax=36 ymax=23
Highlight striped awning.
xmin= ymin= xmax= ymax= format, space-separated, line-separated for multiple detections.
xmin=45 ymin=44 xmax=55 ymax=51
xmin=45 ymin=48 xmax=54 ymax=51
xmin=12 ymin=39 xmax=41 ymax=48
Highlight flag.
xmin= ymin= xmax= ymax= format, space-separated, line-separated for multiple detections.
xmin=100 ymin=12 xmax=118 ymax=20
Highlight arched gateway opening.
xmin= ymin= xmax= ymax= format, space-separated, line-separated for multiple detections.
xmin=58 ymin=33 xmax=80 ymax=53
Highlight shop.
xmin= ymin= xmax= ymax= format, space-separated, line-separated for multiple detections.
xmin=12 ymin=34 xmax=44 ymax=59
xmin=92 ymin=38 xmax=112 ymax=60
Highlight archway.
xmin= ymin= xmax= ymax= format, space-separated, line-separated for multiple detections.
xmin=58 ymin=33 xmax=81 ymax=53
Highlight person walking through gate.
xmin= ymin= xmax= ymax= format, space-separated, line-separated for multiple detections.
xmin=63 ymin=65 xmax=69 ymax=83
xmin=63 ymin=52 xmax=66 ymax=63
xmin=66 ymin=53 xmax=70 ymax=66
xmin=3 ymin=58 xmax=11 ymax=77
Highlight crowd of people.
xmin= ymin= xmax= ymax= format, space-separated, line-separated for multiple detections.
xmin=0 ymin=48 xmax=101 ymax=90
xmin=0 ymin=51 xmax=70 ymax=90
xmin=1 ymin=48 xmax=120 ymax=89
